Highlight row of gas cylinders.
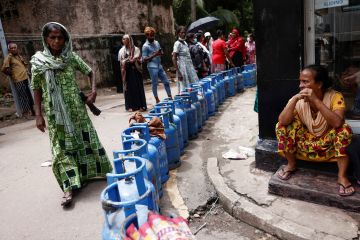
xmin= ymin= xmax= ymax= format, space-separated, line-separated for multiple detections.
xmin=100 ymin=65 xmax=257 ymax=239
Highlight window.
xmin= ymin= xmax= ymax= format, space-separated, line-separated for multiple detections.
xmin=305 ymin=0 xmax=360 ymax=132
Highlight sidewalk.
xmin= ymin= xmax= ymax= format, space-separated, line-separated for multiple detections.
xmin=205 ymin=88 xmax=360 ymax=240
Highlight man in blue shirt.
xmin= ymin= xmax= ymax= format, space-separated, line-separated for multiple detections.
xmin=142 ymin=27 xmax=172 ymax=103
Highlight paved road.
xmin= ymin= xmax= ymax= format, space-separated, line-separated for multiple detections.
xmin=0 ymin=84 xmax=274 ymax=239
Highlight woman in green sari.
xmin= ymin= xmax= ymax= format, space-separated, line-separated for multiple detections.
xmin=31 ymin=22 xmax=112 ymax=207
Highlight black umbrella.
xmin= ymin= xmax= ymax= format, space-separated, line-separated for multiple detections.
xmin=187 ymin=16 xmax=220 ymax=33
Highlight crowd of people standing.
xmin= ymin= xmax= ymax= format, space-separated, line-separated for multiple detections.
xmin=1 ymin=23 xmax=255 ymax=207
xmin=176 ymin=27 xmax=256 ymax=83
xmin=117 ymin=25 xmax=256 ymax=109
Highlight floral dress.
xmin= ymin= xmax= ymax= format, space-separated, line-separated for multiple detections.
xmin=173 ymin=40 xmax=199 ymax=92
xmin=276 ymin=91 xmax=353 ymax=162
xmin=245 ymin=40 xmax=256 ymax=64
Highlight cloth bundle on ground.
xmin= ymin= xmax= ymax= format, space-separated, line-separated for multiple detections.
xmin=125 ymin=212 xmax=196 ymax=240
xmin=129 ymin=112 xmax=166 ymax=140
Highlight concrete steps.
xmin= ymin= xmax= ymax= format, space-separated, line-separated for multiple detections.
xmin=269 ymin=166 xmax=360 ymax=212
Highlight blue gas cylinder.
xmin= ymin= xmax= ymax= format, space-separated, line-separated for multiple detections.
xmin=209 ymin=76 xmax=220 ymax=109
xmin=141 ymin=119 xmax=170 ymax=184
xmin=222 ymin=71 xmax=235 ymax=97
xmin=101 ymin=156 xmax=157 ymax=240
xmin=189 ymin=83 xmax=208 ymax=122
xmin=174 ymin=94 xmax=198 ymax=139
xmin=113 ymin=138 xmax=162 ymax=199
xmin=220 ymin=73 xmax=226 ymax=101
xmin=200 ymin=79 xmax=215 ymax=116
xmin=250 ymin=64 xmax=257 ymax=86
xmin=183 ymin=88 xmax=202 ymax=131
xmin=149 ymin=108 xmax=181 ymax=170
xmin=228 ymin=68 xmax=237 ymax=96
xmin=198 ymin=83 xmax=209 ymax=121
xmin=212 ymin=73 xmax=225 ymax=103
xmin=214 ymin=74 xmax=223 ymax=105
xmin=119 ymin=213 xmax=137 ymax=239
xmin=121 ymin=124 xmax=169 ymax=185
xmin=242 ymin=64 xmax=256 ymax=87
xmin=236 ymin=67 xmax=244 ymax=92
xmin=223 ymin=72 xmax=229 ymax=98
xmin=155 ymin=102 xmax=184 ymax=155
xmin=164 ymin=98 xmax=189 ymax=147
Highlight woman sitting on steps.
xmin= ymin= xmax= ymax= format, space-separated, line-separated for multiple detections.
xmin=276 ymin=64 xmax=355 ymax=196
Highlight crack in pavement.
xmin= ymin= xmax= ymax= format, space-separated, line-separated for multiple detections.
xmin=232 ymin=189 xmax=276 ymax=208
xmin=313 ymin=226 xmax=356 ymax=239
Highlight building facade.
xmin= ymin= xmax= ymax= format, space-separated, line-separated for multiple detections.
xmin=254 ymin=0 xmax=360 ymax=170
xmin=0 ymin=0 xmax=175 ymax=89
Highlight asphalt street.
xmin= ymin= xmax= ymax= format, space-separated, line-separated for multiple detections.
xmin=0 ymin=83 xmax=274 ymax=240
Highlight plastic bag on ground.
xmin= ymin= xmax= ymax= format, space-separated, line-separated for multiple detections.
xmin=238 ymin=146 xmax=255 ymax=157
xmin=148 ymin=212 xmax=191 ymax=240
xmin=222 ymin=149 xmax=247 ymax=160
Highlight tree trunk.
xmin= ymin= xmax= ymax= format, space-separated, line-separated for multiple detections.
xmin=147 ymin=0 xmax=153 ymax=25
xmin=191 ymin=0 xmax=196 ymax=21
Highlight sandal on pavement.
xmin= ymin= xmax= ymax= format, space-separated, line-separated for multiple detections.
xmin=338 ymin=183 xmax=355 ymax=197
xmin=61 ymin=192 xmax=73 ymax=207
xmin=277 ymin=167 xmax=297 ymax=181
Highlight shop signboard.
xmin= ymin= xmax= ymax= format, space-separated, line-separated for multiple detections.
xmin=315 ymin=0 xmax=348 ymax=10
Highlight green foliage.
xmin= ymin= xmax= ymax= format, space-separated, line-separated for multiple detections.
xmin=173 ymin=0 xmax=254 ymax=36
xmin=173 ymin=0 xmax=192 ymax=26
xmin=196 ymin=4 xmax=209 ymax=19
xmin=238 ymin=0 xmax=255 ymax=35
xmin=211 ymin=8 xmax=239 ymax=33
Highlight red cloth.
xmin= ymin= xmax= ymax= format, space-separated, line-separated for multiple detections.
xmin=227 ymin=36 xmax=246 ymax=59
xmin=212 ymin=39 xmax=227 ymax=64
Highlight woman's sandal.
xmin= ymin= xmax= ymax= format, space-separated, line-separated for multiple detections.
xmin=338 ymin=183 xmax=355 ymax=197
xmin=277 ymin=167 xmax=297 ymax=181
xmin=61 ymin=191 xmax=73 ymax=207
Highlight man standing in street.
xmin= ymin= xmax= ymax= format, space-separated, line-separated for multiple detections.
xmin=142 ymin=27 xmax=172 ymax=103
xmin=2 ymin=43 xmax=34 ymax=117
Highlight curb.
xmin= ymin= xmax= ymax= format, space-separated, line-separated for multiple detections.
xmin=206 ymin=157 xmax=345 ymax=240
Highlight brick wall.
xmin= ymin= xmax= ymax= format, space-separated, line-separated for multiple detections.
xmin=0 ymin=0 xmax=175 ymax=91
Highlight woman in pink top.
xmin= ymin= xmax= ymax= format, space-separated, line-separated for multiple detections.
xmin=245 ymin=33 xmax=256 ymax=64
xmin=211 ymin=30 xmax=234 ymax=73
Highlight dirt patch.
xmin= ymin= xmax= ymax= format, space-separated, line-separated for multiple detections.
xmin=189 ymin=203 xmax=277 ymax=240
xmin=0 ymin=115 xmax=33 ymax=129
